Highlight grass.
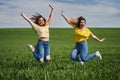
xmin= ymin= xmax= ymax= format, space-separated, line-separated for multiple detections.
xmin=0 ymin=28 xmax=120 ymax=80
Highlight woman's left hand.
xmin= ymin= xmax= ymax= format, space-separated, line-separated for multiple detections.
xmin=99 ymin=38 xmax=105 ymax=42
xmin=49 ymin=4 xmax=54 ymax=10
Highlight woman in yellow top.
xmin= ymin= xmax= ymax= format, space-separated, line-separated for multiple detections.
xmin=61 ymin=10 xmax=105 ymax=65
xmin=21 ymin=4 xmax=54 ymax=63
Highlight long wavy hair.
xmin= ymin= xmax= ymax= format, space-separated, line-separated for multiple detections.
xmin=77 ymin=16 xmax=86 ymax=27
xmin=30 ymin=13 xmax=46 ymax=25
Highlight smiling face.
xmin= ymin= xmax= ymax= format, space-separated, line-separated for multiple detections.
xmin=38 ymin=17 xmax=46 ymax=26
xmin=77 ymin=16 xmax=86 ymax=28
xmin=79 ymin=20 xmax=86 ymax=27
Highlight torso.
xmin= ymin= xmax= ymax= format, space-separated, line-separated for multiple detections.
xmin=32 ymin=22 xmax=50 ymax=41
xmin=74 ymin=26 xmax=92 ymax=42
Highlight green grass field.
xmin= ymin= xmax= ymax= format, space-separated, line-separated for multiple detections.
xmin=0 ymin=28 xmax=120 ymax=80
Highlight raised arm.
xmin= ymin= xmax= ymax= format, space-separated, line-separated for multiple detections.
xmin=21 ymin=12 xmax=34 ymax=28
xmin=61 ymin=10 xmax=77 ymax=26
xmin=61 ymin=10 xmax=71 ymax=24
xmin=91 ymin=34 xmax=105 ymax=42
xmin=47 ymin=4 xmax=54 ymax=24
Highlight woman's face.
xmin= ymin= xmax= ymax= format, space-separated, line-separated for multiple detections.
xmin=79 ymin=20 xmax=86 ymax=27
xmin=38 ymin=17 xmax=45 ymax=26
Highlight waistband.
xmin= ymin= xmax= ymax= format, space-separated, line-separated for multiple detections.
xmin=75 ymin=41 xmax=87 ymax=44
xmin=38 ymin=39 xmax=49 ymax=42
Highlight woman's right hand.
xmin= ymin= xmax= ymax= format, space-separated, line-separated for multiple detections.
xmin=21 ymin=12 xmax=24 ymax=17
xmin=20 ymin=12 xmax=33 ymax=25
xmin=61 ymin=10 xmax=64 ymax=16
xmin=61 ymin=10 xmax=72 ymax=24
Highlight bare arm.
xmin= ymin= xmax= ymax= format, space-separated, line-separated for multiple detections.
xmin=21 ymin=12 xmax=34 ymax=28
xmin=47 ymin=4 xmax=54 ymax=24
xmin=91 ymin=34 xmax=105 ymax=42
xmin=61 ymin=10 xmax=71 ymax=24
xmin=61 ymin=10 xmax=77 ymax=26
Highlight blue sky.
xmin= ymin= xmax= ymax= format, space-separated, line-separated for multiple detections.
xmin=0 ymin=0 xmax=120 ymax=28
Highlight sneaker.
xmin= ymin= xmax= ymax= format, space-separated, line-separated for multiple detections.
xmin=27 ymin=44 xmax=35 ymax=52
xmin=95 ymin=51 xmax=102 ymax=60
xmin=80 ymin=61 xmax=84 ymax=65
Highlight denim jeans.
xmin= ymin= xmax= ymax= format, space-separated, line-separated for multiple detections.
xmin=70 ymin=41 xmax=96 ymax=62
xmin=33 ymin=40 xmax=50 ymax=62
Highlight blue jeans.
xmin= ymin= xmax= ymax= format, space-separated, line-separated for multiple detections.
xmin=70 ymin=41 xmax=96 ymax=62
xmin=33 ymin=40 xmax=50 ymax=62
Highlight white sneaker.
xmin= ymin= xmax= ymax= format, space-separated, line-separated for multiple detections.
xmin=80 ymin=61 xmax=84 ymax=65
xmin=27 ymin=44 xmax=35 ymax=52
xmin=95 ymin=51 xmax=102 ymax=60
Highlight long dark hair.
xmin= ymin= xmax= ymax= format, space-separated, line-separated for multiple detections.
xmin=30 ymin=13 xmax=46 ymax=25
xmin=77 ymin=16 xmax=86 ymax=27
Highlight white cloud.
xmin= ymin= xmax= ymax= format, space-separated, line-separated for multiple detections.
xmin=0 ymin=0 xmax=120 ymax=28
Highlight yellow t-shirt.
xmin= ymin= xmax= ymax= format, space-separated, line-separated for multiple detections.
xmin=73 ymin=26 xmax=92 ymax=42
xmin=31 ymin=22 xmax=49 ymax=39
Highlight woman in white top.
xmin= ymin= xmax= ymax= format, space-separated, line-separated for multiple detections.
xmin=21 ymin=4 xmax=54 ymax=63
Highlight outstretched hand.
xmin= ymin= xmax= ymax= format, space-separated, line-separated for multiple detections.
xmin=21 ymin=12 xmax=25 ymax=17
xmin=61 ymin=10 xmax=64 ymax=16
xmin=99 ymin=38 xmax=105 ymax=42
xmin=49 ymin=4 xmax=54 ymax=10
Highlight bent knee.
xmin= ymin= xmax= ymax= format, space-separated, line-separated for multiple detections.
xmin=70 ymin=55 xmax=76 ymax=60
